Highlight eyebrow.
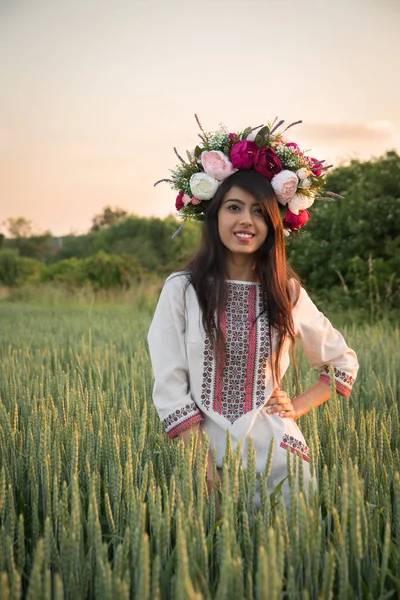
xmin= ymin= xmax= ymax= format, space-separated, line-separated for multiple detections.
xmin=223 ymin=198 xmax=260 ymax=206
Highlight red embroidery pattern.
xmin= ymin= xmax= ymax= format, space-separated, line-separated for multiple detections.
xmin=254 ymin=287 xmax=271 ymax=411
xmin=320 ymin=366 xmax=354 ymax=398
xmin=163 ymin=402 xmax=203 ymax=438
xmin=245 ymin=285 xmax=257 ymax=413
xmin=201 ymin=283 xmax=270 ymax=424
xmin=213 ymin=309 xmax=226 ymax=415
xmin=280 ymin=433 xmax=310 ymax=462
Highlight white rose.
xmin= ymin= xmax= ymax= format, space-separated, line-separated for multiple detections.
xmin=296 ymin=168 xmax=309 ymax=180
xmin=271 ymin=170 xmax=299 ymax=205
xmin=301 ymin=178 xmax=312 ymax=189
xmin=288 ymin=193 xmax=315 ymax=215
xmin=296 ymin=167 xmax=309 ymax=180
xmin=190 ymin=172 xmax=221 ymax=200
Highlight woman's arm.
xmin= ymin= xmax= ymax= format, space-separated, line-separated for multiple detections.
xmin=292 ymin=286 xmax=359 ymax=399
xmin=291 ymin=380 xmax=332 ymax=419
xmin=147 ymin=274 xmax=204 ymax=439
xmin=265 ymin=285 xmax=359 ymax=419
xmin=265 ymin=380 xmax=332 ymax=419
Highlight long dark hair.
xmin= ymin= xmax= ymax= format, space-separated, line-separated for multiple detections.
xmin=185 ymin=170 xmax=300 ymax=386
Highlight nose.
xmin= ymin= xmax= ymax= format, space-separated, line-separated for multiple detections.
xmin=239 ymin=210 xmax=254 ymax=226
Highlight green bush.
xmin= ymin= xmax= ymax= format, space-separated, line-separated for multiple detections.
xmin=0 ymin=250 xmax=44 ymax=286
xmin=40 ymin=257 xmax=87 ymax=287
xmin=6 ymin=233 xmax=52 ymax=259
xmin=84 ymin=251 xmax=142 ymax=289
xmin=45 ymin=216 xmax=201 ymax=270
xmin=0 ymin=249 xmax=19 ymax=286
xmin=17 ymin=256 xmax=44 ymax=283
xmin=40 ymin=252 xmax=143 ymax=289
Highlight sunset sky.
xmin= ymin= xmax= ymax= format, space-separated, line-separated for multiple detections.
xmin=0 ymin=0 xmax=399 ymax=236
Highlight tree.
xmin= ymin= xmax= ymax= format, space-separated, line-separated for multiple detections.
xmin=4 ymin=217 xmax=33 ymax=238
xmin=90 ymin=206 xmax=129 ymax=232
xmin=287 ymin=150 xmax=400 ymax=316
xmin=1 ymin=218 xmax=52 ymax=259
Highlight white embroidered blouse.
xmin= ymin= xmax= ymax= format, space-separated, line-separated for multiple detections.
xmin=147 ymin=272 xmax=359 ymax=472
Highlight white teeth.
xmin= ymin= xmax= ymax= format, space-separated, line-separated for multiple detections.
xmin=235 ymin=233 xmax=253 ymax=239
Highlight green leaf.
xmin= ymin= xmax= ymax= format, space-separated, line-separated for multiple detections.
xmin=241 ymin=127 xmax=252 ymax=140
xmin=255 ymin=125 xmax=270 ymax=144
xmin=206 ymin=518 xmax=224 ymax=553
xmin=269 ymin=475 xmax=288 ymax=506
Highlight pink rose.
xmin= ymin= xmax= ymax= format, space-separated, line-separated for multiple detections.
xmin=286 ymin=142 xmax=300 ymax=151
xmin=175 ymin=191 xmax=185 ymax=211
xmin=191 ymin=196 xmax=201 ymax=205
xmin=201 ymin=150 xmax=237 ymax=181
xmin=309 ymin=157 xmax=323 ymax=177
xmin=182 ymin=194 xmax=191 ymax=206
xmin=274 ymin=135 xmax=289 ymax=147
xmin=253 ymin=147 xmax=282 ymax=180
xmin=271 ymin=170 xmax=299 ymax=205
xmin=283 ymin=208 xmax=311 ymax=230
xmin=286 ymin=142 xmax=303 ymax=157
xmin=230 ymin=140 xmax=258 ymax=169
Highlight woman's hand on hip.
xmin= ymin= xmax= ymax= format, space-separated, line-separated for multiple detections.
xmin=265 ymin=388 xmax=297 ymax=419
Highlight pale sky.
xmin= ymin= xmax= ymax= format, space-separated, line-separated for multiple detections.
xmin=0 ymin=0 xmax=399 ymax=236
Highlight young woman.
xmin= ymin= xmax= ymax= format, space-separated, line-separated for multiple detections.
xmin=148 ymin=119 xmax=358 ymax=505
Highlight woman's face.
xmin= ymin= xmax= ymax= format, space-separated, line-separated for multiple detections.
xmin=217 ymin=186 xmax=269 ymax=256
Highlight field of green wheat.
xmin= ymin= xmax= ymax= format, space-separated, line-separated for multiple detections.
xmin=0 ymin=291 xmax=399 ymax=599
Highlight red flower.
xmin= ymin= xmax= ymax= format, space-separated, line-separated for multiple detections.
xmin=253 ymin=147 xmax=282 ymax=180
xmin=285 ymin=142 xmax=304 ymax=158
xmin=228 ymin=132 xmax=238 ymax=146
xmin=309 ymin=157 xmax=323 ymax=177
xmin=283 ymin=208 xmax=310 ymax=230
xmin=230 ymin=140 xmax=258 ymax=169
xmin=175 ymin=191 xmax=185 ymax=211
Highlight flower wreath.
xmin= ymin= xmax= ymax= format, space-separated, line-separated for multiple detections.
xmin=155 ymin=115 xmax=342 ymax=237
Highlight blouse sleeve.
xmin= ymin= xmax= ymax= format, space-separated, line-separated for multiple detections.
xmin=293 ymin=286 xmax=359 ymax=398
xmin=147 ymin=273 xmax=203 ymax=438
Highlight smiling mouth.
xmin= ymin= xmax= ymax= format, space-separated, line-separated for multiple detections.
xmin=234 ymin=232 xmax=255 ymax=240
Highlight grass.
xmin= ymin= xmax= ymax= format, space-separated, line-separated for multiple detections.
xmin=0 ymin=289 xmax=399 ymax=599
